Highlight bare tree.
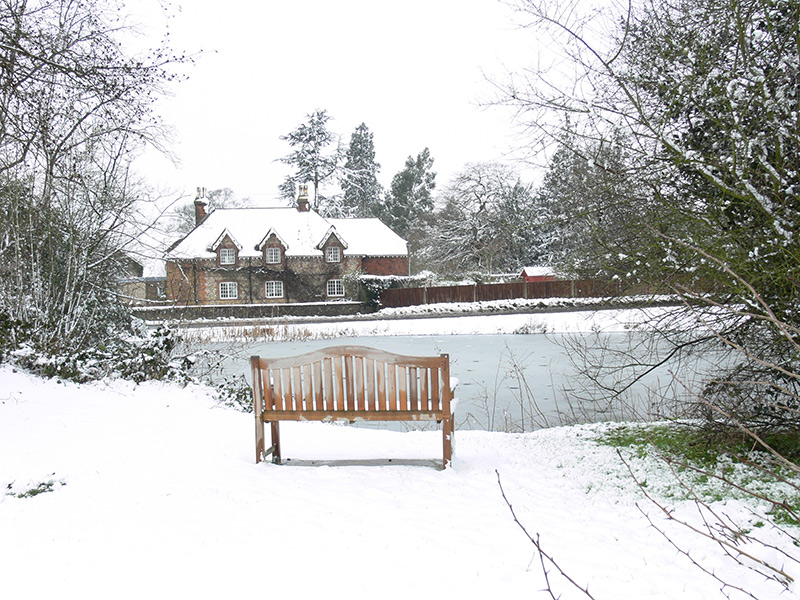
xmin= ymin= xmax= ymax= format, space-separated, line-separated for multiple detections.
xmin=420 ymin=162 xmax=542 ymax=275
xmin=0 ymin=0 xmax=187 ymax=353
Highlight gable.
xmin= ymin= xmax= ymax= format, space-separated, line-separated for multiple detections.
xmin=316 ymin=226 xmax=348 ymax=251
xmin=256 ymin=228 xmax=289 ymax=251
xmin=209 ymin=228 xmax=242 ymax=252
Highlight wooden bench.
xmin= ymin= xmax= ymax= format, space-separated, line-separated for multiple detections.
xmin=250 ymin=345 xmax=456 ymax=468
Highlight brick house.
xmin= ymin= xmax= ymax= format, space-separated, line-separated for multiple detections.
xmin=164 ymin=188 xmax=408 ymax=305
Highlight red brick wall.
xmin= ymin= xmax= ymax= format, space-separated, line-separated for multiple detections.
xmin=166 ymin=260 xmax=207 ymax=304
xmin=361 ymin=256 xmax=408 ymax=276
xmin=165 ymin=261 xmax=190 ymax=303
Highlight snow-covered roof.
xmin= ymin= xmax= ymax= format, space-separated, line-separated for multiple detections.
xmin=166 ymin=208 xmax=407 ymax=260
xmin=327 ymin=218 xmax=407 ymax=256
xmin=520 ymin=266 xmax=555 ymax=277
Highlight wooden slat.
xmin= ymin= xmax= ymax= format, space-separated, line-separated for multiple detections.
xmin=354 ymin=355 xmax=365 ymax=411
xmin=273 ymin=367 xmax=284 ymax=411
xmin=324 ymin=357 xmax=334 ymax=410
xmin=260 ymin=345 xmax=446 ymax=370
xmin=303 ymin=363 xmax=313 ymax=411
xmin=293 ymin=366 xmax=302 ymax=411
xmin=344 ymin=354 xmax=355 ymax=411
xmin=431 ymin=366 xmax=440 ymax=410
xmin=377 ymin=361 xmax=386 ymax=410
xmin=334 ymin=356 xmax=345 ymax=411
xmin=313 ymin=360 xmax=323 ymax=409
xmin=366 ymin=357 xmax=376 ymax=410
xmin=409 ymin=366 xmax=418 ymax=411
xmin=387 ymin=363 xmax=397 ymax=410
xmin=261 ymin=410 xmax=445 ymax=422
xmin=398 ymin=365 xmax=407 ymax=411
xmin=420 ymin=368 xmax=429 ymax=411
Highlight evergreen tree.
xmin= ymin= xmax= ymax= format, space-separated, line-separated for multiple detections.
xmin=381 ymin=148 xmax=436 ymax=238
xmin=341 ymin=123 xmax=382 ymax=217
xmin=536 ymin=132 xmax=653 ymax=278
xmin=278 ymin=109 xmax=341 ymax=209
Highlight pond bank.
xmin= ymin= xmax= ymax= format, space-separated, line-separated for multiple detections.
xmin=141 ymin=294 xmax=681 ymax=330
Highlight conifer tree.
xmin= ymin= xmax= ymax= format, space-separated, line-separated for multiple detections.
xmin=381 ymin=148 xmax=436 ymax=238
xmin=341 ymin=123 xmax=382 ymax=217
xmin=278 ymin=109 xmax=341 ymax=209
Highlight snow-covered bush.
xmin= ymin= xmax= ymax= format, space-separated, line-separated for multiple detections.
xmin=355 ymin=271 xmax=436 ymax=304
xmin=9 ymin=324 xmax=192 ymax=385
xmin=213 ymin=374 xmax=254 ymax=413
xmin=0 ymin=311 xmax=31 ymax=361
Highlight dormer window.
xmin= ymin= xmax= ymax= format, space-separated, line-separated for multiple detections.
xmin=325 ymin=246 xmax=341 ymax=263
xmin=220 ymin=247 xmax=236 ymax=265
xmin=265 ymin=247 xmax=281 ymax=264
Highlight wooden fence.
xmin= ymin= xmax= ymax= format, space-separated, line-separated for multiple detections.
xmin=380 ymin=279 xmax=624 ymax=308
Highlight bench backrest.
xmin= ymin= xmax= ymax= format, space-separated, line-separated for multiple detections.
xmin=251 ymin=345 xmax=451 ymax=421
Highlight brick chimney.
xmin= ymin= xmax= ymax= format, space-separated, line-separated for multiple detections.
xmin=296 ymin=184 xmax=310 ymax=212
xmin=194 ymin=186 xmax=207 ymax=225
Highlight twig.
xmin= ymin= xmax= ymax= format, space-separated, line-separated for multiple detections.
xmin=496 ymin=470 xmax=598 ymax=600
xmin=616 ymin=449 xmax=795 ymax=588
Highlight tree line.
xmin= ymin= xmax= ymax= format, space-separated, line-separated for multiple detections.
xmin=273 ymin=108 xmax=586 ymax=276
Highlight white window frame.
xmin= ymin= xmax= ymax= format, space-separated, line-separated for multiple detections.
xmin=265 ymin=247 xmax=281 ymax=264
xmin=325 ymin=246 xmax=341 ymax=263
xmin=219 ymin=281 xmax=238 ymax=300
xmin=326 ymin=279 xmax=345 ymax=297
xmin=219 ymin=247 xmax=236 ymax=265
xmin=265 ymin=280 xmax=284 ymax=298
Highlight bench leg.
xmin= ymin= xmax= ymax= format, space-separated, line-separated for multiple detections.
xmin=443 ymin=412 xmax=453 ymax=469
xmin=255 ymin=416 xmax=265 ymax=463
xmin=271 ymin=421 xmax=282 ymax=464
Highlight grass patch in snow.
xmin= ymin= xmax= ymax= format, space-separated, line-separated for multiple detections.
xmin=598 ymin=422 xmax=800 ymax=525
xmin=7 ymin=478 xmax=65 ymax=499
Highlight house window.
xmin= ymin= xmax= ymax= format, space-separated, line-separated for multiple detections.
xmin=326 ymin=279 xmax=344 ymax=297
xmin=219 ymin=247 xmax=236 ymax=265
xmin=265 ymin=247 xmax=281 ymax=264
xmin=219 ymin=281 xmax=238 ymax=300
xmin=325 ymin=246 xmax=341 ymax=263
xmin=265 ymin=280 xmax=284 ymax=298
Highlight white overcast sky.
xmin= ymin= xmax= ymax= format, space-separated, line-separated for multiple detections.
xmin=131 ymin=0 xmax=544 ymax=205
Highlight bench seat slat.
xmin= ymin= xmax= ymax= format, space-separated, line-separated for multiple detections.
xmin=260 ymin=410 xmax=446 ymax=422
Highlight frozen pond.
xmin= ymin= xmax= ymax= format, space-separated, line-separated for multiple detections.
xmin=201 ymin=331 xmax=689 ymax=431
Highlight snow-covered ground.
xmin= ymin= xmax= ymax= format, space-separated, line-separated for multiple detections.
xmin=1 ymin=361 xmax=796 ymax=599
xmin=178 ymin=301 xmax=685 ymax=342
xmin=2 ymin=307 xmax=795 ymax=598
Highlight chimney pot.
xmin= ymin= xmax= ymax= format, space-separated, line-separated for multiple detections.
xmin=297 ymin=184 xmax=310 ymax=212
xmin=193 ymin=201 xmax=207 ymax=226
